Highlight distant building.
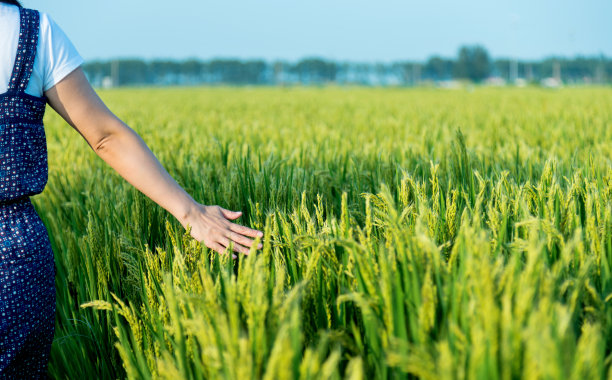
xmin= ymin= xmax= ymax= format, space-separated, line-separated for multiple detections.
xmin=484 ymin=77 xmax=506 ymax=87
xmin=541 ymin=77 xmax=563 ymax=88
xmin=102 ymin=76 xmax=113 ymax=89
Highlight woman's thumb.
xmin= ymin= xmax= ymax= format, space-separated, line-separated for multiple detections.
xmin=220 ymin=207 xmax=242 ymax=220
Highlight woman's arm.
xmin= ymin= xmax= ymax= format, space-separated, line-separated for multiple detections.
xmin=44 ymin=67 xmax=262 ymax=257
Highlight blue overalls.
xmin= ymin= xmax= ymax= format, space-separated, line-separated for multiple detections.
xmin=0 ymin=8 xmax=56 ymax=379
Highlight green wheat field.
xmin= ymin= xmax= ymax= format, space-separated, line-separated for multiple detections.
xmin=35 ymin=87 xmax=611 ymax=379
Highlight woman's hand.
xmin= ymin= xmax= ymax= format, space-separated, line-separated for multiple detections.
xmin=179 ymin=204 xmax=263 ymax=258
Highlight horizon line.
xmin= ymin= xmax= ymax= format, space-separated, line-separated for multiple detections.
xmin=83 ymin=52 xmax=610 ymax=64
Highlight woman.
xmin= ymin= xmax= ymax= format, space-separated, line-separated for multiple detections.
xmin=0 ymin=0 xmax=263 ymax=377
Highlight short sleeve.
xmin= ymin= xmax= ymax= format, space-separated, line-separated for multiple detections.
xmin=38 ymin=13 xmax=84 ymax=92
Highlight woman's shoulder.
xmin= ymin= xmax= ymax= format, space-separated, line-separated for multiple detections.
xmin=0 ymin=6 xmax=60 ymax=34
xmin=33 ymin=9 xmax=75 ymax=54
xmin=0 ymin=3 xmax=19 ymax=19
xmin=36 ymin=10 xmax=58 ymax=34
xmin=30 ymin=7 xmax=84 ymax=93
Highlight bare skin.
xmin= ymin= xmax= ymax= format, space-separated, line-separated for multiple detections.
xmin=44 ymin=67 xmax=263 ymax=258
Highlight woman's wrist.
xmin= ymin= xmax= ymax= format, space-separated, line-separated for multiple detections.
xmin=172 ymin=194 xmax=201 ymax=229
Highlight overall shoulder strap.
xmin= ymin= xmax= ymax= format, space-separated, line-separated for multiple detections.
xmin=7 ymin=8 xmax=40 ymax=93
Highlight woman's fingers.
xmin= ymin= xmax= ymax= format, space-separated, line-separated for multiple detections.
xmin=228 ymin=222 xmax=263 ymax=238
xmin=210 ymin=243 xmax=225 ymax=255
xmin=227 ymin=231 xmax=262 ymax=249
xmin=216 ymin=207 xmax=263 ymax=238
xmin=219 ymin=237 xmax=250 ymax=255
xmin=209 ymin=242 xmax=237 ymax=259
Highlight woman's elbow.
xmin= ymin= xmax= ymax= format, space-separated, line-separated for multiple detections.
xmin=94 ymin=133 xmax=115 ymax=153
xmin=91 ymin=119 xmax=133 ymax=155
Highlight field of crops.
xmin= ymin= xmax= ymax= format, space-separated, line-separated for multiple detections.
xmin=35 ymin=87 xmax=611 ymax=379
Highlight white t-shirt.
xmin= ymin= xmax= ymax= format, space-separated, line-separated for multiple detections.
xmin=0 ymin=4 xmax=84 ymax=97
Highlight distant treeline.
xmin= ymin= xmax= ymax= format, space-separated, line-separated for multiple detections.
xmin=83 ymin=45 xmax=612 ymax=87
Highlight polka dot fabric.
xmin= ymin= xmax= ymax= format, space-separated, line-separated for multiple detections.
xmin=0 ymin=199 xmax=55 ymax=379
xmin=0 ymin=7 xmax=56 ymax=379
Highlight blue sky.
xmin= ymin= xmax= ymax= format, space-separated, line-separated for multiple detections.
xmin=26 ymin=0 xmax=611 ymax=62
